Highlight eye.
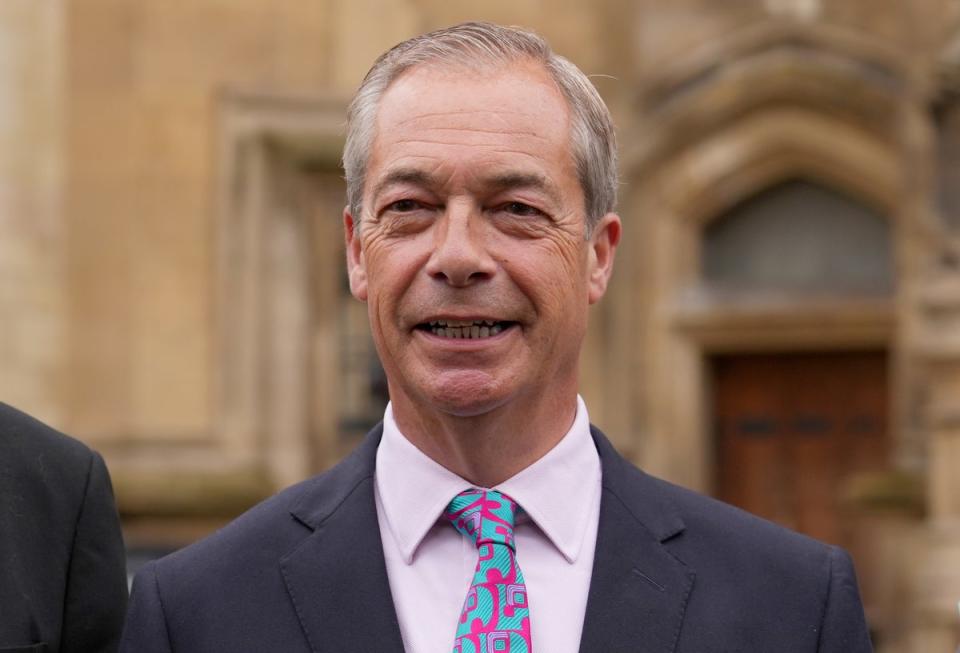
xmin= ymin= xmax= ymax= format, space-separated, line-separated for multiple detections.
xmin=385 ymin=199 xmax=422 ymax=213
xmin=376 ymin=197 xmax=437 ymax=235
xmin=499 ymin=201 xmax=544 ymax=218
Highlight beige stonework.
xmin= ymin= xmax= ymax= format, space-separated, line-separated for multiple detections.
xmin=3 ymin=1 xmax=960 ymax=649
xmin=0 ymin=1 xmax=65 ymax=423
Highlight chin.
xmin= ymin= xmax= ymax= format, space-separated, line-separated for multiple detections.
xmin=420 ymin=370 xmax=513 ymax=418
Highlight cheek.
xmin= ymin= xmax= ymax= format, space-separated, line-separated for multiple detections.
xmin=362 ymin=240 xmax=416 ymax=295
xmin=515 ymin=239 xmax=591 ymax=302
xmin=362 ymin=229 xmax=434 ymax=278
xmin=361 ymin=238 xmax=430 ymax=342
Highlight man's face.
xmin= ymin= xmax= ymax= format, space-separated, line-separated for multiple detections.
xmin=345 ymin=61 xmax=619 ymax=419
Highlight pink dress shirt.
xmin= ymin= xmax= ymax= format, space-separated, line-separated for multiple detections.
xmin=374 ymin=396 xmax=602 ymax=653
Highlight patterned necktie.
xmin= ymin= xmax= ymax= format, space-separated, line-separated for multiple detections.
xmin=444 ymin=488 xmax=532 ymax=653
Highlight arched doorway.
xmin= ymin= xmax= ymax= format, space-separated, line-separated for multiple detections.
xmin=616 ymin=20 xmax=923 ymax=648
xmin=704 ymin=180 xmax=893 ymax=551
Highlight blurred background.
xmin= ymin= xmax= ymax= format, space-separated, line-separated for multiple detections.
xmin=2 ymin=0 xmax=960 ymax=650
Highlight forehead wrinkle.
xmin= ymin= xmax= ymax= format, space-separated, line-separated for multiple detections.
xmin=389 ymin=109 xmax=560 ymax=143
xmin=481 ymin=147 xmax=578 ymax=180
xmin=419 ymin=125 xmax=549 ymax=141
xmin=384 ymin=139 xmax=555 ymax=155
xmin=393 ymin=108 xmax=533 ymax=126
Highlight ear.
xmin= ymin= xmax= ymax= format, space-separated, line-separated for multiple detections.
xmin=586 ymin=213 xmax=621 ymax=305
xmin=344 ymin=207 xmax=368 ymax=301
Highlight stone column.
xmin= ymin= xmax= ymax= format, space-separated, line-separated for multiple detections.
xmin=0 ymin=1 xmax=65 ymax=422
xmin=908 ymin=46 xmax=960 ymax=650
xmin=910 ymin=269 xmax=960 ymax=652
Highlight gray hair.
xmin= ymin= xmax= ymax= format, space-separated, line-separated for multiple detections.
xmin=342 ymin=21 xmax=617 ymax=232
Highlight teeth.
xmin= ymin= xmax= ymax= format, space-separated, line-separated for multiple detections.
xmin=428 ymin=321 xmax=508 ymax=339
xmin=430 ymin=320 xmax=496 ymax=328
xmin=429 ymin=319 xmax=496 ymax=328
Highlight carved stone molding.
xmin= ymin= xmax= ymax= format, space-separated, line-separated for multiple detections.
xmin=113 ymin=90 xmax=351 ymax=519
xmin=214 ymin=90 xmax=350 ymax=491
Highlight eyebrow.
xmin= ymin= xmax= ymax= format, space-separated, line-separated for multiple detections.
xmin=370 ymin=168 xmax=434 ymax=202
xmin=369 ymin=168 xmax=564 ymax=207
xmin=483 ymin=172 xmax=563 ymax=206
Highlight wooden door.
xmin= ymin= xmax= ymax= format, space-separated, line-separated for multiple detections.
xmin=713 ymin=351 xmax=889 ymax=548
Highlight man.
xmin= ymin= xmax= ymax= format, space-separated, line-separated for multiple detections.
xmin=121 ymin=22 xmax=872 ymax=652
xmin=0 ymin=402 xmax=128 ymax=653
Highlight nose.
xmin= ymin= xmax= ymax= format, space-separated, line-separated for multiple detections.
xmin=424 ymin=202 xmax=496 ymax=286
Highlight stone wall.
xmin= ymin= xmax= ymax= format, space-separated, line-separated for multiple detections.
xmin=0 ymin=1 xmax=64 ymax=423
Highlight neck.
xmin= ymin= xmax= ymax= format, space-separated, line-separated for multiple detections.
xmin=390 ymin=388 xmax=579 ymax=488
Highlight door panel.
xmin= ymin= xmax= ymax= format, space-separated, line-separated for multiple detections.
xmin=713 ymin=351 xmax=889 ymax=547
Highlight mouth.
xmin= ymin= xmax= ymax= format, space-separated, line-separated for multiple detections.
xmin=415 ymin=319 xmax=518 ymax=340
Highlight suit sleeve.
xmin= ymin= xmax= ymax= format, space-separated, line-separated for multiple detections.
xmin=817 ymin=546 xmax=873 ymax=653
xmin=119 ymin=562 xmax=174 ymax=653
xmin=61 ymin=451 xmax=129 ymax=653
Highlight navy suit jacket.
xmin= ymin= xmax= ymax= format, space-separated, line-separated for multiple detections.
xmin=0 ymin=403 xmax=128 ymax=653
xmin=120 ymin=426 xmax=872 ymax=652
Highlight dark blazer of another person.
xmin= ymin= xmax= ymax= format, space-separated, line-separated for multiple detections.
xmin=0 ymin=402 xmax=128 ymax=653
xmin=120 ymin=425 xmax=872 ymax=652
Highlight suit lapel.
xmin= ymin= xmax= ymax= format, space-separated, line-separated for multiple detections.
xmin=578 ymin=429 xmax=696 ymax=653
xmin=276 ymin=424 xmax=695 ymax=652
xmin=280 ymin=428 xmax=405 ymax=653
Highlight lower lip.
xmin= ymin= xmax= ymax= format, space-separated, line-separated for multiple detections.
xmin=414 ymin=324 xmax=518 ymax=348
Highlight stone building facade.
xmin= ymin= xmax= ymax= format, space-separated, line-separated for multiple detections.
xmin=2 ymin=1 xmax=959 ymax=650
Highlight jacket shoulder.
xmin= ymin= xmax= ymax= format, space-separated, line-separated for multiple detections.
xmin=593 ymin=425 xmax=832 ymax=569
xmin=0 ymin=402 xmax=104 ymax=526
xmin=636 ymin=473 xmax=871 ymax=650
xmin=0 ymin=402 xmax=96 ymax=482
xmin=126 ymin=433 xmax=381 ymax=650
xmin=655 ymin=471 xmax=817 ymax=536
xmin=147 ymin=428 xmax=381 ymax=588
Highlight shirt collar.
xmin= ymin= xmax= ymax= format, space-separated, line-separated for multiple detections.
xmin=374 ymin=396 xmax=601 ymax=565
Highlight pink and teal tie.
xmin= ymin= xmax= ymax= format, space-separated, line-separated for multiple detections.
xmin=444 ymin=489 xmax=532 ymax=653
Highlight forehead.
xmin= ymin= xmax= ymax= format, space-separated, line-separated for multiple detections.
xmin=367 ymin=61 xmax=576 ymax=184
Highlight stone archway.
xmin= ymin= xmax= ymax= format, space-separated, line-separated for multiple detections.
xmin=608 ymin=22 xmax=933 ymax=646
xmin=622 ymin=106 xmax=905 ymax=491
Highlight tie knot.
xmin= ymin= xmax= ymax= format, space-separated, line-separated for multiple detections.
xmin=444 ymin=488 xmax=519 ymax=551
